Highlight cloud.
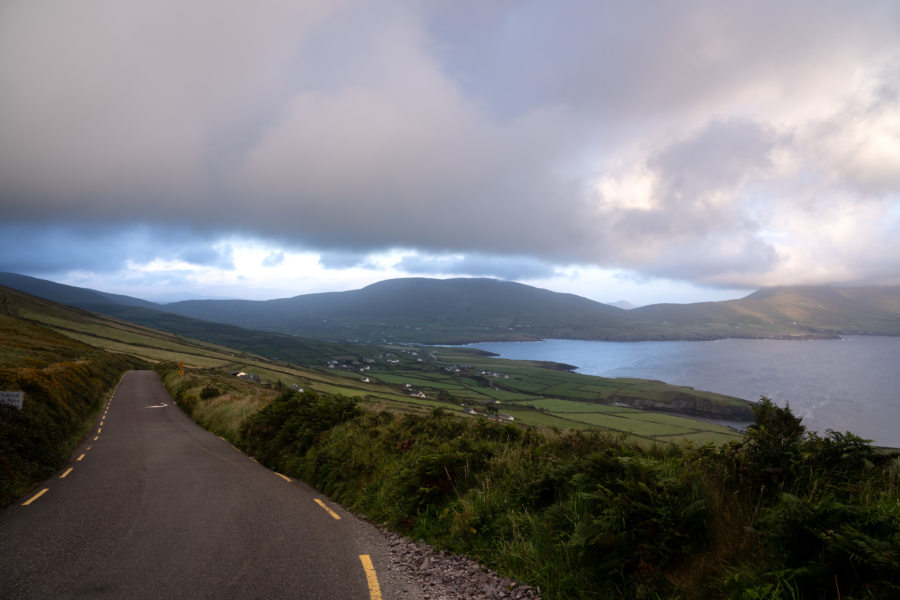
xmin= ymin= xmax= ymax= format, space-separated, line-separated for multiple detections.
xmin=1 ymin=1 xmax=899 ymax=291
xmin=262 ymin=251 xmax=285 ymax=268
xmin=0 ymin=223 xmax=234 ymax=275
xmin=395 ymin=253 xmax=557 ymax=280
xmin=317 ymin=251 xmax=374 ymax=270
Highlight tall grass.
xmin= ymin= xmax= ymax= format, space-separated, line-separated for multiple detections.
xmin=155 ymin=365 xmax=278 ymax=440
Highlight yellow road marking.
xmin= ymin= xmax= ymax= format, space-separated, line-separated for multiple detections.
xmin=86 ymin=445 xmax=92 ymax=451
xmin=93 ymin=436 xmax=99 ymax=441
xmin=76 ymin=453 xmax=86 ymax=462
xmin=60 ymin=468 xmax=74 ymax=479
xmin=97 ymin=427 xmax=102 ymax=434
xmin=314 ymin=498 xmax=341 ymax=520
xmin=22 ymin=489 xmax=49 ymax=506
xmin=359 ymin=555 xmax=382 ymax=600
xmin=275 ymin=472 xmax=292 ymax=482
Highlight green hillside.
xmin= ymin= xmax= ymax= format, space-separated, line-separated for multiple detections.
xmin=163 ymin=278 xmax=900 ymax=342
xmin=4 ymin=272 xmax=900 ymax=344
xmin=630 ymin=285 xmax=900 ymax=339
xmin=0 ymin=272 xmax=379 ymax=365
xmin=162 ymin=277 xmax=632 ymax=342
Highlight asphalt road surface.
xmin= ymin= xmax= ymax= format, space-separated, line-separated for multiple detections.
xmin=0 ymin=370 xmax=405 ymax=599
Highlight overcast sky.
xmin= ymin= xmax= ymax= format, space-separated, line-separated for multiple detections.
xmin=2 ymin=1 xmax=898 ymax=305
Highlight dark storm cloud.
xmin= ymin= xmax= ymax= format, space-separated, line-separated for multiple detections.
xmin=317 ymin=251 xmax=375 ymax=270
xmin=1 ymin=1 xmax=899 ymax=288
xmin=0 ymin=224 xmax=234 ymax=275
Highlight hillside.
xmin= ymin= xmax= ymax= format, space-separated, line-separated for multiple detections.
xmin=163 ymin=277 xmax=900 ymax=342
xmin=630 ymin=285 xmax=900 ymax=339
xmin=0 ymin=273 xmax=375 ymax=365
xmin=3 ymin=272 xmax=900 ymax=343
xmin=0 ymin=271 xmax=159 ymax=310
xmin=162 ymin=277 xmax=632 ymax=343
xmin=0 ymin=283 xmax=751 ymax=435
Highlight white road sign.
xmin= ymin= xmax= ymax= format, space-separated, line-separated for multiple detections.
xmin=0 ymin=391 xmax=25 ymax=410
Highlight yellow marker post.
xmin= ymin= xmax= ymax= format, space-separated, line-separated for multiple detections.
xmin=358 ymin=555 xmax=382 ymax=600
xmin=178 ymin=360 xmax=185 ymax=377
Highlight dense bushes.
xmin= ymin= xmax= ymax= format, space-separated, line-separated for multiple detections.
xmin=229 ymin=393 xmax=900 ymax=598
xmin=242 ymin=389 xmax=360 ymax=466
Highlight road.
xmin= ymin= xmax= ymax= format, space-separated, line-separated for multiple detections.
xmin=0 ymin=370 xmax=407 ymax=599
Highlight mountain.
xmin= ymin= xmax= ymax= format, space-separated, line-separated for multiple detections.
xmin=0 ymin=271 xmax=159 ymax=311
xmin=3 ymin=272 xmax=900 ymax=343
xmin=0 ymin=273 xmax=374 ymax=365
xmin=162 ymin=277 xmax=633 ymax=343
xmin=628 ymin=285 xmax=900 ymax=339
xmin=159 ymin=278 xmax=900 ymax=341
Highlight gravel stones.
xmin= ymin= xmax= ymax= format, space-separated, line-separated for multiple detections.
xmin=380 ymin=529 xmax=542 ymax=600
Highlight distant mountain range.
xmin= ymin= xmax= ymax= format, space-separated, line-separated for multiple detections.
xmin=2 ymin=272 xmax=899 ymax=344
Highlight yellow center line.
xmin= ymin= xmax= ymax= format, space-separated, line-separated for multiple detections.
xmin=97 ymin=427 xmax=102 ymax=434
xmin=76 ymin=453 xmax=86 ymax=461
xmin=93 ymin=436 xmax=99 ymax=441
xmin=358 ymin=555 xmax=382 ymax=600
xmin=60 ymin=467 xmax=74 ymax=479
xmin=274 ymin=472 xmax=292 ymax=482
xmin=314 ymin=498 xmax=341 ymax=520
xmin=86 ymin=445 xmax=92 ymax=451
xmin=22 ymin=488 xmax=49 ymax=506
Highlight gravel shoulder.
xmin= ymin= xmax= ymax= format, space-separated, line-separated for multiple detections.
xmin=348 ymin=513 xmax=542 ymax=600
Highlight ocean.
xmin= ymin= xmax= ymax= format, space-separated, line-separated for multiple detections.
xmin=467 ymin=336 xmax=900 ymax=447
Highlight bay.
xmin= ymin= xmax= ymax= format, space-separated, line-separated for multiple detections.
xmin=467 ymin=336 xmax=900 ymax=447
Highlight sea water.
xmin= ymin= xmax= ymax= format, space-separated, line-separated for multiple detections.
xmin=467 ymin=336 xmax=900 ymax=447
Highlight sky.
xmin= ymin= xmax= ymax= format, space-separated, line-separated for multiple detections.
xmin=1 ymin=1 xmax=899 ymax=306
